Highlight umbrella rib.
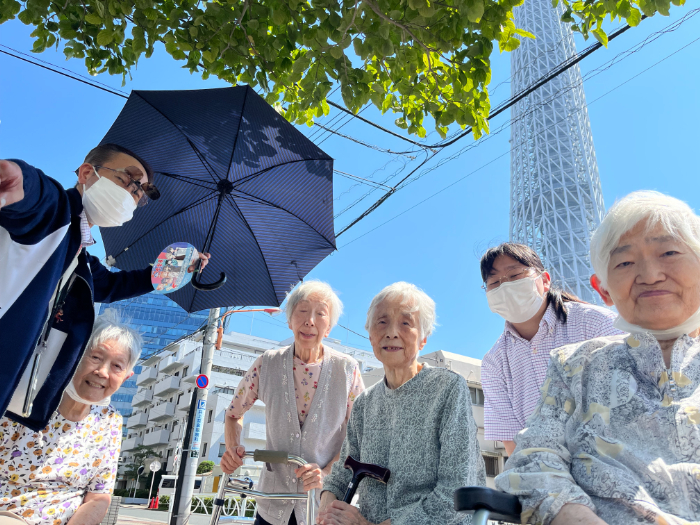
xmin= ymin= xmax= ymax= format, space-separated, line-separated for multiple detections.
xmin=231 ymin=190 xmax=336 ymax=249
xmin=223 ymin=194 xmax=277 ymax=302
xmin=157 ymin=171 xmax=219 ymax=191
xmin=231 ymin=158 xmax=331 ymax=190
xmin=225 ymin=85 xmax=250 ymax=182
xmin=135 ymin=92 xmax=222 ymax=185
xmin=112 ymin=192 xmax=219 ymax=258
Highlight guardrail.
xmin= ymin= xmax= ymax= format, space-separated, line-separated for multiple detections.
xmin=190 ymin=495 xmax=257 ymax=517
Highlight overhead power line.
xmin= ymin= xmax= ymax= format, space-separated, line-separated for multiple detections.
xmin=339 ymin=31 xmax=700 ymax=248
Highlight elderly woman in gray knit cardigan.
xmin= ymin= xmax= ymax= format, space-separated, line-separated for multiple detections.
xmin=318 ymin=282 xmax=486 ymax=525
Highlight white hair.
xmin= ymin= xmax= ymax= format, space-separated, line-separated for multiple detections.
xmin=86 ymin=308 xmax=143 ymax=371
xmin=590 ymin=190 xmax=700 ymax=288
xmin=365 ymin=282 xmax=437 ymax=338
xmin=285 ymin=280 xmax=343 ymax=329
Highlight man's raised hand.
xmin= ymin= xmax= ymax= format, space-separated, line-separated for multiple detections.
xmin=0 ymin=160 xmax=24 ymax=209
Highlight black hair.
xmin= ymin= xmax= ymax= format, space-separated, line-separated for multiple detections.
xmin=479 ymin=242 xmax=586 ymax=323
xmin=83 ymin=143 xmax=153 ymax=183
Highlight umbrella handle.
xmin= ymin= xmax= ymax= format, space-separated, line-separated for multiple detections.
xmin=192 ymin=267 xmax=227 ymax=291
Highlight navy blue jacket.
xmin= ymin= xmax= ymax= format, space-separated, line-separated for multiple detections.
xmin=0 ymin=160 xmax=153 ymax=431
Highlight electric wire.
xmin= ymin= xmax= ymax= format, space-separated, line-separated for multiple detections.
xmin=339 ymin=31 xmax=700 ymax=247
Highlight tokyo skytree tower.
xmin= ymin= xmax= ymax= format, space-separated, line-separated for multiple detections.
xmin=509 ymin=0 xmax=605 ymax=303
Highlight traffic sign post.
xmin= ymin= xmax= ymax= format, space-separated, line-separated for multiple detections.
xmin=171 ymin=308 xmax=218 ymax=525
xmin=147 ymin=460 xmax=161 ymax=504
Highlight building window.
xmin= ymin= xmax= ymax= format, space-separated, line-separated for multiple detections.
xmin=218 ymin=443 xmax=226 ymax=457
xmin=207 ymin=410 xmax=213 ymax=423
xmin=469 ymin=387 xmax=484 ymax=406
xmin=483 ymin=456 xmax=499 ymax=477
xmin=167 ymin=449 xmax=172 ymax=459
xmin=174 ymin=372 xmax=179 ymax=377
xmin=202 ymin=443 xmax=208 ymax=456
xmin=183 ymin=366 xmax=189 ymax=377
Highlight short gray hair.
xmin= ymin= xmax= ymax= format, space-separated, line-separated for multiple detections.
xmin=590 ymin=190 xmax=700 ymax=288
xmin=365 ymin=282 xmax=437 ymax=338
xmin=86 ymin=309 xmax=143 ymax=371
xmin=285 ymin=280 xmax=343 ymax=329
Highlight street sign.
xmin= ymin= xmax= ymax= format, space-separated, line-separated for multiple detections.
xmin=150 ymin=460 xmax=162 ymax=472
xmin=195 ymin=374 xmax=209 ymax=389
xmin=191 ymin=399 xmax=207 ymax=458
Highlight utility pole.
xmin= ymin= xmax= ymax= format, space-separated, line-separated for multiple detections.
xmin=170 ymin=307 xmax=219 ymax=525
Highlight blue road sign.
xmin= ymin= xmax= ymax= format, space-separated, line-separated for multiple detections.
xmin=191 ymin=399 xmax=207 ymax=458
xmin=196 ymin=374 xmax=209 ymax=389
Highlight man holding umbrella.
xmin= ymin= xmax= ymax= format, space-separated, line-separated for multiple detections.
xmin=0 ymin=144 xmax=210 ymax=431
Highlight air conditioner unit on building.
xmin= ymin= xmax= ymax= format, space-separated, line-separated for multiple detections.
xmin=494 ymin=441 xmax=505 ymax=450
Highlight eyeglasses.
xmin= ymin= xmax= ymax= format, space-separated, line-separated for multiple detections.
xmin=93 ymin=165 xmax=160 ymax=207
xmin=482 ymin=267 xmax=538 ymax=292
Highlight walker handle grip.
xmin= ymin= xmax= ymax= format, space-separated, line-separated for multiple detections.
xmin=254 ymin=449 xmax=290 ymax=464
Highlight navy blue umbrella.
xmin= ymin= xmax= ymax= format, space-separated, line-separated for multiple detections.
xmin=99 ymin=86 xmax=335 ymax=312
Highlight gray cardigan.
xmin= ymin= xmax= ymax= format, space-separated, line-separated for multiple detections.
xmin=323 ymin=364 xmax=486 ymax=525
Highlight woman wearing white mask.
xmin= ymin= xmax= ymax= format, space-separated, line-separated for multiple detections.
xmin=0 ymin=309 xmax=141 ymax=525
xmin=479 ymin=243 xmax=621 ymax=456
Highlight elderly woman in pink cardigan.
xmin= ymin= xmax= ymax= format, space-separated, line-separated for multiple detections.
xmin=220 ymin=280 xmax=364 ymax=525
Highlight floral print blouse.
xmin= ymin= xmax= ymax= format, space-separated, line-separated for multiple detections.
xmin=496 ymin=333 xmax=700 ymax=525
xmin=0 ymin=406 xmax=122 ymax=525
xmin=227 ymin=347 xmax=364 ymax=426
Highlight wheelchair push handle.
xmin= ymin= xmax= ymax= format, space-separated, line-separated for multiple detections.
xmin=253 ymin=449 xmax=292 ymax=464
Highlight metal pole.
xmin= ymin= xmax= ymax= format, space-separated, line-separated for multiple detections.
xmin=148 ymin=472 xmax=156 ymax=503
xmin=171 ymin=308 xmax=219 ymax=525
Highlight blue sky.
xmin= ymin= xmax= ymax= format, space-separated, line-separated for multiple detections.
xmin=2 ymin=7 xmax=699 ymax=358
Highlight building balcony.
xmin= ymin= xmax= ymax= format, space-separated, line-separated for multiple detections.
xmin=180 ymin=352 xmax=202 ymax=383
xmin=135 ymin=367 xmax=158 ymax=386
xmin=144 ymin=429 xmax=171 ymax=447
xmin=126 ymin=412 xmax=149 ymax=429
xmin=121 ymin=436 xmax=143 ymax=451
xmin=154 ymin=376 xmax=181 ymax=398
xmin=177 ymin=392 xmax=193 ymax=412
xmin=169 ymin=424 xmax=184 ymax=443
xmin=159 ymin=354 xmax=182 ymax=374
xmin=132 ymin=390 xmax=153 ymax=408
xmin=149 ymin=402 xmax=176 ymax=423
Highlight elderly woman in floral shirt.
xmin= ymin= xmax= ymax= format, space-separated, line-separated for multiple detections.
xmin=0 ymin=310 xmax=142 ymax=525
xmin=221 ymin=281 xmax=364 ymax=525
xmin=496 ymin=191 xmax=700 ymax=525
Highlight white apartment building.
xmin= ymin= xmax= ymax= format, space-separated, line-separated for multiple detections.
xmin=362 ymin=350 xmax=506 ymax=489
xmin=119 ymin=331 xmax=381 ymax=489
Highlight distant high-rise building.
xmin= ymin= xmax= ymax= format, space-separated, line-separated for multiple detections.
xmin=97 ymin=293 xmax=209 ymax=431
xmin=509 ymin=0 xmax=605 ymax=303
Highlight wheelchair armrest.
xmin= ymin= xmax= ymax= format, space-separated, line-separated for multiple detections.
xmin=454 ymin=487 xmax=522 ymax=523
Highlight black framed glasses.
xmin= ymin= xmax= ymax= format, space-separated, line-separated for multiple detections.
xmin=93 ymin=165 xmax=160 ymax=207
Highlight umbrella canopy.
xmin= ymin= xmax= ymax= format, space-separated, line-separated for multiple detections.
xmin=99 ymin=86 xmax=335 ymax=312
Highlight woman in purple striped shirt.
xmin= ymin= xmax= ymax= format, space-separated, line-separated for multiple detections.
xmin=479 ymin=243 xmax=621 ymax=456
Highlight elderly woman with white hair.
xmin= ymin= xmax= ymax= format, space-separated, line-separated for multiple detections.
xmin=318 ymin=282 xmax=486 ymax=525
xmin=0 ymin=309 xmax=142 ymax=525
xmin=222 ymin=280 xmax=364 ymax=525
xmin=496 ymin=191 xmax=700 ymax=525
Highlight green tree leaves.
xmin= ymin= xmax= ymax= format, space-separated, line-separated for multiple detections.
xmin=0 ymin=0 xmax=678 ymax=137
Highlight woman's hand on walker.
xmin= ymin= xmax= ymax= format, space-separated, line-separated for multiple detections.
xmin=316 ymin=501 xmax=373 ymax=525
xmin=295 ymin=463 xmax=325 ymax=491
xmin=220 ymin=445 xmax=245 ymax=474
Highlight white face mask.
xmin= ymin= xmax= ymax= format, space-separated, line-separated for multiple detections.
xmin=64 ymin=378 xmax=111 ymax=407
xmin=82 ymin=170 xmax=137 ymax=227
xmin=613 ymin=305 xmax=700 ymax=341
xmin=486 ymin=275 xmax=546 ymax=323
